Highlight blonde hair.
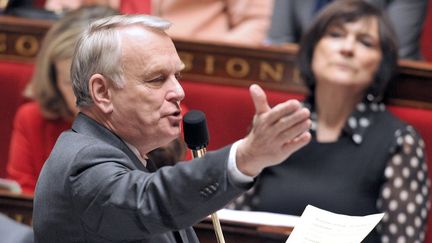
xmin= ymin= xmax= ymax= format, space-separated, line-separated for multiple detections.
xmin=26 ymin=5 xmax=118 ymax=119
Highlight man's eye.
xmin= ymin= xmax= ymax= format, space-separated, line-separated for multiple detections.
xmin=147 ymin=76 xmax=165 ymax=83
xmin=175 ymin=72 xmax=182 ymax=80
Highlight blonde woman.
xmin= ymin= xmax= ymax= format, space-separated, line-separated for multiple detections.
xmin=6 ymin=5 xmax=118 ymax=194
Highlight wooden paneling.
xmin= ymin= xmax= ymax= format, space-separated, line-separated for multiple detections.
xmin=195 ymin=219 xmax=291 ymax=243
xmin=0 ymin=16 xmax=52 ymax=62
xmin=0 ymin=191 xmax=33 ymax=225
xmin=1 ymin=15 xmax=432 ymax=108
xmin=175 ymin=39 xmax=432 ymax=109
xmin=0 ymin=191 xmax=291 ymax=241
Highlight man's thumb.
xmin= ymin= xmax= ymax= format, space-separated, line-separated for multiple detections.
xmin=250 ymin=84 xmax=270 ymax=115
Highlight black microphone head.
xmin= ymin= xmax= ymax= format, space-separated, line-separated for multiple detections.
xmin=183 ymin=110 xmax=209 ymax=150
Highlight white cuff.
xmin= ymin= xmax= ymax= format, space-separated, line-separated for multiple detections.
xmin=228 ymin=140 xmax=254 ymax=184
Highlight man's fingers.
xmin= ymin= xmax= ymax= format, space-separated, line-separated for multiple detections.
xmin=282 ymin=132 xmax=312 ymax=154
xmin=268 ymin=103 xmax=308 ymax=128
xmin=277 ymin=118 xmax=311 ymax=141
xmin=250 ymin=84 xmax=271 ymax=115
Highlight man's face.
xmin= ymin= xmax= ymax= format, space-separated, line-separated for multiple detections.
xmin=109 ymin=26 xmax=185 ymax=153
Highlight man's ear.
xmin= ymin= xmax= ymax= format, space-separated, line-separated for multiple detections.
xmin=88 ymin=74 xmax=113 ymax=114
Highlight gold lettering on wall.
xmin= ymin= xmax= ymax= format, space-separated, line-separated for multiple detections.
xmin=226 ymin=58 xmax=249 ymax=78
xmin=0 ymin=33 xmax=6 ymax=53
xmin=177 ymin=49 xmax=299 ymax=86
xmin=204 ymin=55 xmax=215 ymax=75
xmin=292 ymin=67 xmax=302 ymax=83
xmin=15 ymin=35 xmax=39 ymax=57
xmin=178 ymin=52 xmax=193 ymax=72
xmin=259 ymin=62 xmax=284 ymax=81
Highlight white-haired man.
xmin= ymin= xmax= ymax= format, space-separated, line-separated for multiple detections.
xmin=33 ymin=14 xmax=311 ymax=242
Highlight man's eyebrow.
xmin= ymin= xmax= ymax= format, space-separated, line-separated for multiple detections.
xmin=141 ymin=62 xmax=185 ymax=79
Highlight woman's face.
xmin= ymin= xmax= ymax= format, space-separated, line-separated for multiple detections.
xmin=55 ymin=58 xmax=79 ymax=116
xmin=311 ymin=17 xmax=382 ymax=93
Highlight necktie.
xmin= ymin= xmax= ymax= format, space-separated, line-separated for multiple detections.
xmin=145 ymin=158 xmax=158 ymax=172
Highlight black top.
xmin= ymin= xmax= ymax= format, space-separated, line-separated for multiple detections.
xmin=231 ymin=99 xmax=430 ymax=243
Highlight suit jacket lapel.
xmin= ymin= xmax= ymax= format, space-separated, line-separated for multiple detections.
xmin=71 ymin=113 xmax=148 ymax=172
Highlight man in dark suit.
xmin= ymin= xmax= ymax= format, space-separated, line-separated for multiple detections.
xmin=33 ymin=14 xmax=312 ymax=242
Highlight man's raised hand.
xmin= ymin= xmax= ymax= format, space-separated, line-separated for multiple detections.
xmin=236 ymin=84 xmax=311 ymax=177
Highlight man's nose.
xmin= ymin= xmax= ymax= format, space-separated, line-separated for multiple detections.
xmin=168 ymin=77 xmax=185 ymax=102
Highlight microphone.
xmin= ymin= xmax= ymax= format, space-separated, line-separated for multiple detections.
xmin=183 ymin=110 xmax=225 ymax=243
xmin=183 ymin=110 xmax=209 ymax=158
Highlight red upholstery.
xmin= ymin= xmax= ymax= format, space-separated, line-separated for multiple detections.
xmin=0 ymin=61 xmax=34 ymax=178
xmin=181 ymin=81 xmax=304 ymax=150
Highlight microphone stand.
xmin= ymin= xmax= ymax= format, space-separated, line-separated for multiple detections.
xmin=210 ymin=213 xmax=225 ymax=243
xmin=184 ymin=110 xmax=226 ymax=243
xmin=191 ymin=147 xmax=225 ymax=243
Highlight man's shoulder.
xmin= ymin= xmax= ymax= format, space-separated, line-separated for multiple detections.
xmin=55 ymin=129 xmax=118 ymax=155
xmin=53 ymin=127 xmax=132 ymax=165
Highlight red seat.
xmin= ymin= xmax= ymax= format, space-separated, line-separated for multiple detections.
xmin=0 ymin=61 xmax=34 ymax=178
xmin=181 ymin=81 xmax=304 ymax=150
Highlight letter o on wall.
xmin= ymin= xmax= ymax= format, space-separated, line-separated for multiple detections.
xmin=0 ymin=33 xmax=6 ymax=53
xmin=15 ymin=35 xmax=39 ymax=57
xmin=226 ymin=58 xmax=249 ymax=78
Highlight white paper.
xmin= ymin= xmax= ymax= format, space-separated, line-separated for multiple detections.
xmin=0 ymin=178 xmax=22 ymax=193
xmin=286 ymin=205 xmax=384 ymax=243
xmin=214 ymin=208 xmax=300 ymax=227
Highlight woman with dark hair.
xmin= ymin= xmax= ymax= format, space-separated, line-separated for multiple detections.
xmin=232 ymin=1 xmax=430 ymax=242
xmin=266 ymin=0 xmax=428 ymax=60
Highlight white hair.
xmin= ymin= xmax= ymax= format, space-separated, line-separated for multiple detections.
xmin=71 ymin=15 xmax=172 ymax=107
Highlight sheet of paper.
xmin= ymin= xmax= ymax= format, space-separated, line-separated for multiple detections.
xmin=0 ymin=178 xmax=22 ymax=193
xmin=214 ymin=208 xmax=300 ymax=227
xmin=286 ymin=205 xmax=384 ymax=243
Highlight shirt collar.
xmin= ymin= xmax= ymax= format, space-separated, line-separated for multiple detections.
xmin=124 ymin=141 xmax=147 ymax=167
xmin=305 ymin=95 xmax=386 ymax=145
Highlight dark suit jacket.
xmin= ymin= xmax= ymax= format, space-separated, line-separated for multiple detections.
xmin=33 ymin=113 xmax=249 ymax=242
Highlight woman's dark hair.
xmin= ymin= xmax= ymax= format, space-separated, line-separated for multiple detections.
xmin=297 ymin=0 xmax=398 ymax=101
